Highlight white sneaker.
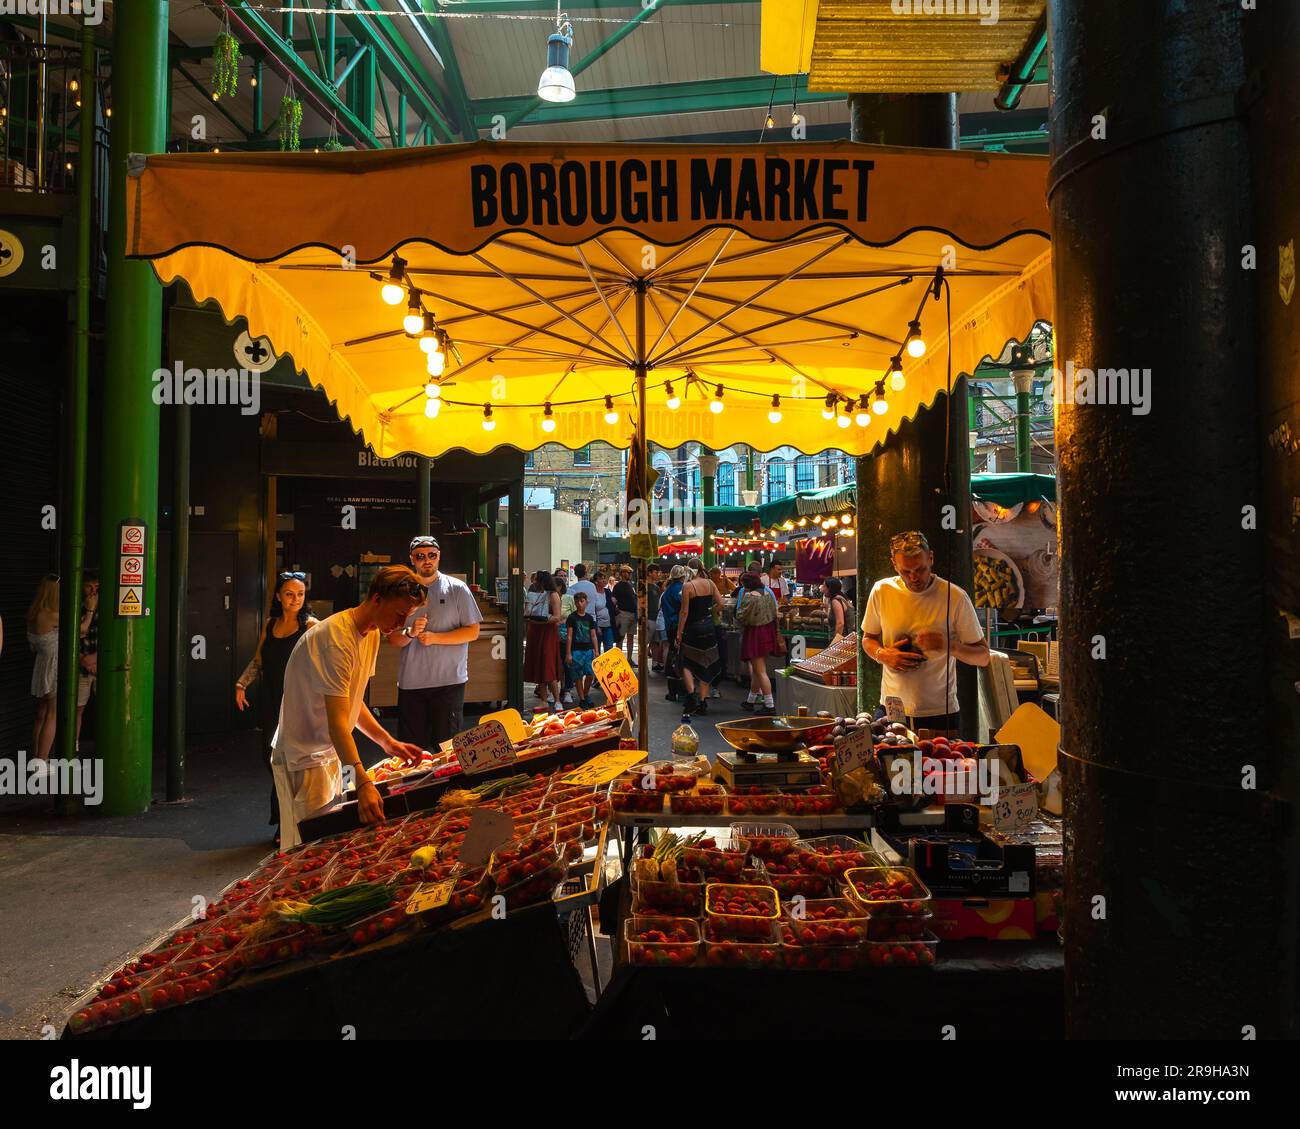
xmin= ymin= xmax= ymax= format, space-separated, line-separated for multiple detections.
xmin=562 ymin=692 xmax=575 ymax=705
xmin=710 ymin=687 xmax=720 ymax=699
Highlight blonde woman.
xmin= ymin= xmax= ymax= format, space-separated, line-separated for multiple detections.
xmin=26 ymin=574 xmax=60 ymax=760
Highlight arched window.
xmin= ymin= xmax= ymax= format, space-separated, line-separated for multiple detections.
xmin=766 ymin=458 xmax=787 ymax=502
xmin=717 ymin=461 xmax=736 ymax=507
xmin=795 ymin=455 xmax=815 ymax=492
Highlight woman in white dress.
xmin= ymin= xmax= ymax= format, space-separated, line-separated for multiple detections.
xmin=26 ymin=574 xmax=60 ymax=760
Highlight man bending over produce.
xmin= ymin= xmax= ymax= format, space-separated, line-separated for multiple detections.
xmin=271 ymin=566 xmax=428 ymax=848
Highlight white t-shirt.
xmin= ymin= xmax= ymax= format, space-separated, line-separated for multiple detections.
xmin=762 ymin=572 xmax=792 ymax=601
xmin=272 ymin=610 xmax=380 ymax=773
xmin=861 ymin=575 xmax=983 ymax=716
xmin=568 ymin=579 xmax=598 ymax=609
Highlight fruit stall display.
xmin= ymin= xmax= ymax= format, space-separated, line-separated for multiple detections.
xmin=621 ymin=827 xmax=938 ymax=970
xmin=609 ymin=765 xmax=839 ymax=819
xmin=67 ymin=764 xmax=609 ymax=1035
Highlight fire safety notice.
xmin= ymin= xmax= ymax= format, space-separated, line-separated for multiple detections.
xmin=117 ymin=521 xmax=147 ymax=617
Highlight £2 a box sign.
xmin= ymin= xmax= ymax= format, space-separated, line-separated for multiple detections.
xmin=452 ymin=719 xmax=516 ymax=775
xmin=116 ymin=521 xmax=148 ymax=618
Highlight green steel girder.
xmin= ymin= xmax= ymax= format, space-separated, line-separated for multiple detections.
xmin=504 ymin=0 xmax=688 ymax=129
xmin=476 ymin=73 xmax=839 ymax=129
xmin=335 ymin=44 xmax=371 ymax=89
xmin=173 ymin=60 xmax=254 ymax=139
xmin=441 ymin=0 xmax=756 ymax=11
xmin=411 ymin=1 xmax=476 ymax=139
xmin=341 ymin=0 xmax=458 ymax=142
xmin=232 ymin=1 xmax=383 ymax=148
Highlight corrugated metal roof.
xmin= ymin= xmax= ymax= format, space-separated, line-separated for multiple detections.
xmin=807 ymin=0 xmax=1045 ymax=93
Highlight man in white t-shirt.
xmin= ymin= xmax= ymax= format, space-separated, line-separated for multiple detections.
xmin=271 ymin=566 xmax=428 ymax=848
xmin=567 ymin=562 xmax=598 ymax=611
xmin=860 ymin=530 xmax=989 ymax=731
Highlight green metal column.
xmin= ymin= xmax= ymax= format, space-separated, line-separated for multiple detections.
xmin=55 ymin=22 xmax=95 ymax=778
xmin=416 ymin=457 xmax=431 ymax=534
xmin=1013 ymin=371 xmax=1034 ymax=472
xmin=699 ymin=446 xmax=716 ymax=568
xmin=506 ymin=477 xmax=524 ymax=710
xmin=167 ymin=403 xmax=190 ymax=803
xmin=98 ymin=0 xmax=169 ymax=815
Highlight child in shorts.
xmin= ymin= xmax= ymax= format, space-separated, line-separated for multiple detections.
xmin=565 ymin=591 xmax=599 ymax=708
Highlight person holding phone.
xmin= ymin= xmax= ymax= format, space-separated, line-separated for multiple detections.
xmin=860 ymin=530 xmax=988 ymax=732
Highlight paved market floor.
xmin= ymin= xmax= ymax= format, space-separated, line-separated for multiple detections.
xmin=0 ymin=664 xmax=760 ymax=1038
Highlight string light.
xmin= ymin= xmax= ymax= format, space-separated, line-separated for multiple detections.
xmin=822 ymin=392 xmax=837 ymax=420
xmin=710 ymin=384 xmax=725 ymax=414
xmin=418 ymin=312 xmax=438 ymax=352
xmin=665 ymin=381 xmax=680 ymax=410
xmin=380 ymin=257 xmax=406 ymax=306
xmin=403 ymin=290 xmax=423 ymax=336
xmin=854 ymin=395 xmax=871 ymax=427
xmin=541 ymin=403 xmax=556 ymax=432
xmin=482 ymin=404 xmax=495 ymax=431
xmin=424 ymin=380 xmax=441 ymax=399
xmin=424 ymin=397 xmax=441 ymax=419
xmin=836 ymin=406 xmax=851 ymax=429
xmin=426 ymin=346 xmax=446 ymax=378
xmin=603 ymin=395 xmax=619 ymax=425
xmin=872 ymin=380 xmax=889 ymax=415
xmin=889 ymin=355 xmax=906 ymax=392
xmin=768 ymin=394 xmax=782 ymax=424
xmin=906 ymin=318 xmax=926 ymax=358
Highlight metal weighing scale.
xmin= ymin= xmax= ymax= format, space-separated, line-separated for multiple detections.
xmin=712 ymin=717 xmax=830 ymax=790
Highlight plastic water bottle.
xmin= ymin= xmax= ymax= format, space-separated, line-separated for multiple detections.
xmin=671 ymin=714 xmax=700 ymax=760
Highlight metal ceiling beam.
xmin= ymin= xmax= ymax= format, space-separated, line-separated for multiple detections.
xmin=477 ymin=73 xmax=840 ymax=128
xmin=173 ymin=60 xmax=254 ymax=139
xmin=228 ymin=1 xmax=383 ymax=148
xmin=413 ymin=1 xmax=477 ymax=139
xmin=349 ymin=0 xmax=460 ymax=141
xmin=504 ymin=0 xmax=688 ymax=129
xmin=440 ymin=0 xmax=756 ymax=10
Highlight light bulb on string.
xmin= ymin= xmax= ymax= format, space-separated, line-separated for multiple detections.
xmin=854 ymin=395 xmax=871 ymax=427
xmin=424 ymin=397 xmax=441 ymax=420
xmin=426 ymin=348 xmax=446 ymax=378
xmin=603 ymin=395 xmax=619 ymax=425
xmin=424 ymin=381 xmax=441 ymax=400
xmin=822 ymin=393 xmax=837 ymax=421
xmin=836 ymin=408 xmax=851 ymax=429
xmin=665 ymin=381 xmax=680 ymax=410
xmin=889 ymin=355 xmax=906 ymax=392
xmin=380 ymin=256 xmax=406 ymax=306
xmin=710 ymin=384 xmax=725 ymax=414
xmin=482 ymin=405 xmax=495 ymax=431
xmin=906 ymin=319 xmax=926 ymax=358
xmin=403 ymin=290 xmax=423 ymax=336
xmin=768 ymin=394 xmax=782 ymax=424
xmin=872 ymin=380 xmax=889 ymax=415
xmin=418 ymin=312 xmax=438 ymax=353
xmin=541 ymin=403 xmax=557 ymax=433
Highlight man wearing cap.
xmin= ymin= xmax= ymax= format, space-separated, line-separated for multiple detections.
xmin=860 ymin=530 xmax=988 ymax=733
xmin=389 ymin=535 xmax=484 ymax=750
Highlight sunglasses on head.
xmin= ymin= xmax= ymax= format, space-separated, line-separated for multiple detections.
xmin=279 ymin=571 xmax=307 ymax=581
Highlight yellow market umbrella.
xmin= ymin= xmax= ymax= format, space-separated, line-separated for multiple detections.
xmin=128 ymin=141 xmax=1052 ymax=459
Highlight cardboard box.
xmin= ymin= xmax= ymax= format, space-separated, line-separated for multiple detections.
xmin=931 ymin=897 xmax=1037 ymax=941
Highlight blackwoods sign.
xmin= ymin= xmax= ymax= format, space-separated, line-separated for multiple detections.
xmin=471 ymin=156 xmax=876 ymax=229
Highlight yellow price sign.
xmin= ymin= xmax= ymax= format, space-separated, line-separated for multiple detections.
xmin=593 ymin=647 xmax=639 ymax=704
xmin=562 ymin=749 xmax=648 ymax=788
xmin=405 ymin=878 xmax=455 ymax=915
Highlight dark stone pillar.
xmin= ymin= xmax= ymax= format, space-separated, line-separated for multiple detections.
xmin=849 ymin=94 xmax=976 ymax=736
xmin=1050 ymin=0 xmax=1280 ymax=1036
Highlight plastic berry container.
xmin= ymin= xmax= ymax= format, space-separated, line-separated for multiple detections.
xmin=862 ymin=931 xmax=939 ymax=968
xmin=628 ymin=761 xmax=700 ymax=794
xmin=705 ymin=882 xmax=780 ymax=938
xmin=734 ymin=823 xmax=800 ymax=862
xmin=140 ymin=951 xmax=239 ymax=1011
xmin=843 ymin=866 xmax=932 ymax=918
xmin=681 ymin=839 xmax=749 ymax=881
xmin=793 ymin=835 xmax=876 ymax=876
xmin=865 ymin=911 xmax=934 ymax=941
xmin=495 ymin=842 xmax=568 ymax=910
xmin=235 ymin=928 xmax=309 ymax=971
xmin=417 ymin=866 xmax=493 ymax=925
xmin=779 ymin=924 xmax=867 ymax=971
xmin=631 ymin=867 xmax=705 ymax=916
xmin=608 ymin=775 xmax=665 ymax=811
xmin=782 ymin=897 xmax=870 ymax=944
xmin=668 ymin=786 xmax=728 ymax=817
xmin=701 ymin=919 xmax=782 ymax=969
xmin=347 ymin=903 xmax=416 ymax=948
xmin=777 ymin=786 xmax=837 ymax=817
xmin=765 ymin=871 xmax=834 ymax=900
xmin=625 ymin=914 xmax=700 ymax=967
xmin=725 ymin=786 xmax=783 ymax=817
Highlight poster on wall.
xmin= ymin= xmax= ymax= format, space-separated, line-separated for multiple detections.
xmin=794 ymin=534 xmax=835 ymax=584
xmin=971 ymin=498 xmax=1059 ymax=611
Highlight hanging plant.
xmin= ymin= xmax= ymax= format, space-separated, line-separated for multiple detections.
xmin=323 ymin=117 xmax=344 ymax=152
xmin=278 ymin=88 xmax=303 ymax=152
xmin=211 ymin=23 xmax=240 ymax=100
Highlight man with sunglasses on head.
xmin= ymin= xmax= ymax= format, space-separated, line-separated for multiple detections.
xmin=389 ymin=535 xmax=483 ymax=752
xmin=860 ymin=530 xmax=988 ymax=733
xmin=271 ymin=566 xmax=428 ymax=848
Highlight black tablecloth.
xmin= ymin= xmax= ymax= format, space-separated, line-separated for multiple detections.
xmin=66 ymin=904 xmax=590 ymax=1041
xmin=582 ymin=879 xmax=1063 ymax=1040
